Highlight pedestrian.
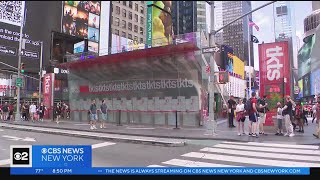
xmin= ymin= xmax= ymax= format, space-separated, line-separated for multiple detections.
xmin=38 ymin=102 xmax=46 ymax=122
xmin=258 ymin=95 xmax=268 ymax=135
xmin=22 ymin=103 xmax=28 ymax=121
xmin=312 ymin=103 xmax=317 ymax=123
xmin=313 ymin=98 xmax=320 ymax=138
xmin=236 ymin=98 xmax=245 ymax=136
xmin=227 ymin=95 xmax=236 ymax=128
xmin=282 ymin=95 xmax=296 ymax=137
xmin=29 ymin=102 xmax=37 ymax=122
xmin=89 ymin=100 xmax=98 ymax=130
xmin=295 ymin=102 xmax=304 ymax=133
xmin=9 ymin=103 xmax=14 ymax=121
xmin=55 ymin=103 xmax=62 ymax=124
xmin=2 ymin=102 xmax=9 ymax=121
xmin=247 ymin=92 xmax=259 ymax=138
xmin=100 ymin=99 xmax=108 ymax=129
xmin=275 ymin=102 xmax=284 ymax=135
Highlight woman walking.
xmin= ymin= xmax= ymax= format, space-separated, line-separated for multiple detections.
xmin=236 ymin=99 xmax=246 ymax=136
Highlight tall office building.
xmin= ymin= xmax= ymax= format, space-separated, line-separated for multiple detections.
xmin=312 ymin=1 xmax=320 ymax=11
xmin=273 ymin=1 xmax=297 ymax=97
xmin=172 ymin=1 xmax=211 ymax=35
xmin=222 ymin=1 xmax=253 ymax=66
xmin=111 ymin=1 xmax=146 ymax=43
xmin=214 ymin=1 xmax=224 ymax=45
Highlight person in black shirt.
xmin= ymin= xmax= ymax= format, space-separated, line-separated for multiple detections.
xmin=282 ymin=96 xmax=296 ymax=137
xmin=227 ymin=95 xmax=236 ymax=128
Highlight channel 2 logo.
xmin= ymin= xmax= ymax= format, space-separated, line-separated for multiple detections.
xmin=10 ymin=145 xmax=32 ymax=167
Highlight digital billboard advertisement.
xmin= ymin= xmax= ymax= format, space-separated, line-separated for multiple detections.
xmin=231 ymin=54 xmax=245 ymax=79
xmin=297 ymin=35 xmax=314 ymax=78
xmin=302 ymin=73 xmax=311 ymax=97
xmin=146 ymin=1 xmax=173 ymax=48
xmin=259 ymin=41 xmax=290 ymax=126
xmin=62 ymin=1 xmax=101 ymax=54
xmin=0 ymin=1 xmax=61 ymax=73
xmin=311 ymin=68 xmax=320 ymax=96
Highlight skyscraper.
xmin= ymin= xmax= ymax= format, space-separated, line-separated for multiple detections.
xmin=222 ymin=1 xmax=253 ymax=66
xmin=214 ymin=1 xmax=224 ymax=45
xmin=273 ymin=1 xmax=297 ymax=96
xmin=312 ymin=1 xmax=320 ymax=11
xmin=111 ymin=1 xmax=146 ymax=43
xmin=172 ymin=1 xmax=211 ymax=35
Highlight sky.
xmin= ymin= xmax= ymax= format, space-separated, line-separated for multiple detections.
xmin=251 ymin=1 xmax=312 ymax=70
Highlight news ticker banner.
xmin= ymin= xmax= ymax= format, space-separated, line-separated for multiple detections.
xmin=9 ymin=145 xmax=310 ymax=175
xmin=10 ymin=167 xmax=310 ymax=175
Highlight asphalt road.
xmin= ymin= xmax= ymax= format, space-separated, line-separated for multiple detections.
xmin=0 ymin=128 xmax=205 ymax=167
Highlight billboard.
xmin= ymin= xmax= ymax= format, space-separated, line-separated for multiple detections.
xmin=62 ymin=1 xmax=101 ymax=54
xmin=99 ymin=1 xmax=110 ymax=56
xmin=298 ymin=35 xmax=315 ymax=78
xmin=303 ymin=73 xmax=311 ymax=97
xmin=311 ymin=68 xmax=320 ymax=96
xmin=0 ymin=1 xmax=62 ymax=73
xmin=73 ymin=40 xmax=85 ymax=54
xmin=232 ymin=55 xmax=245 ymax=79
xmin=298 ymin=79 xmax=303 ymax=99
xmin=42 ymin=73 xmax=55 ymax=118
xmin=146 ymin=1 xmax=173 ymax=48
xmin=259 ymin=41 xmax=290 ymax=126
xmin=111 ymin=34 xmax=145 ymax=54
xmin=220 ymin=45 xmax=233 ymax=70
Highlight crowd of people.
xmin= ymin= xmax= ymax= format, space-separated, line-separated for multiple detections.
xmin=226 ymin=92 xmax=320 ymax=139
xmin=0 ymin=101 xmax=70 ymax=123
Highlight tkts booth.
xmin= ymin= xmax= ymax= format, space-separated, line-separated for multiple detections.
xmin=57 ymin=33 xmax=218 ymax=127
xmin=259 ymin=41 xmax=291 ymax=126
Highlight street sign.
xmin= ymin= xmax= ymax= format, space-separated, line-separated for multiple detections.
xmin=16 ymin=77 xmax=23 ymax=87
xmin=202 ymin=46 xmax=220 ymax=54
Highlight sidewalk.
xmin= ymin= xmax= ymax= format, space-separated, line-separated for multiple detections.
xmin=1 ymin=118 xmax=319 ymax=145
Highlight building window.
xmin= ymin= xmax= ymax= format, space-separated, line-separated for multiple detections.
xmin=140 ymin=6 xmax=144 ymax=14
xmin=116 ymin=6 xmax=120 ymax=15
xmin=129 ymin=1 xmax=132 ymax=8
xmin=122 ymin=20 xmax=126 ymax=28
xmin=114 ymin=29 xmax=119 ymax=35
xmin=134 ymin=25 xmax=138 ymax=33
xmin=140 ymin=17 xmax=144 ymax=25
xmin=135 ymin=3 xmax=138 ymax=11
xmin=141 ymin=1 xmax=144 ymax=4
xmin=128 ymin=34 xmax=132 ymax=39
xmin=122 ymin=31 xmax=126 ymax=38
xmin=129 ymin=12 xmax=132 ymax=20
xmin=140 ymin=38 xmax=143 ymax=43
xmin=122 ymin=9 xmax=126 ymax=17
xmin=111 ymin=4 xmax=113 ymax=12
xmin=134 ymin=36 xmax=138 ymax=41
xmin=122 ymin=1 xmax=126 ymax=6
xmin=111 ymin=16 xmax=113 ymax=24
xmin=134 ymin=14 xmax=138 ymax=22
xmin=128 ymin=22 xmax=132 ymax=30
xmin=140 ymin=27 xmax=143 ymax=35
xmin=115 ymin=17 xmax=120 ymax=26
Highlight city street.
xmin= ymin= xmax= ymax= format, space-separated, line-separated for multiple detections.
xmin=0 ymin=128 xmax=319 ymax=168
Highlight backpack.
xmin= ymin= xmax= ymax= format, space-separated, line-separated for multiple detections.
xmin=244 ymin=98 xmax=253 ymax=112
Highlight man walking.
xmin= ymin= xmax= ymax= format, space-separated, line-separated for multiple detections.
xmin=2 ymin=102 xmax=9 ymax=121
xmin=89 ymin=100 xmax=98 ymax=130
xmin=258 ymin=95 xmax=268 ymax=135
xmin=227 ymin=95 xmax=236 ymax=128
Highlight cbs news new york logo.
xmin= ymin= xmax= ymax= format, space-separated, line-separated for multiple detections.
xmin=10 ymin=145 xmax=32 ymax=167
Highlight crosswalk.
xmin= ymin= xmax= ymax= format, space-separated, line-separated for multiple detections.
xmin=148 ymin=141 xmax=320 ymax=167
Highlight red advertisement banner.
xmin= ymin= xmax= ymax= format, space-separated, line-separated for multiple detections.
xmin=42 ymin=73 xmax=54 ymax=118
xmin=258 ymin=42 xmax=290 ymax=126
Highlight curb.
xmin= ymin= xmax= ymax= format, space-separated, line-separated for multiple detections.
xmin=0 ymin=123 xmax=186 ymax=147
xmin=2 ymin=122 xmax=240 ymax=141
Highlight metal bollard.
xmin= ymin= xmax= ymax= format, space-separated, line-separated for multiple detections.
xmin=117 ymin=110 xmax=122 ymax=126
xmin=173 ymin=110 xmax=180 ymax=129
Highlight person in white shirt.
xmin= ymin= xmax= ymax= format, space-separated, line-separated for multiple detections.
xmin=235 ymin=98 xmax=245 ymax=136
xmin=275 ymin=102 xmax=284 ymax=135
xmin=312 ymin=104 xmax=317 ymax=123
xmin=29 ymin=103 xmax=37 ymax=122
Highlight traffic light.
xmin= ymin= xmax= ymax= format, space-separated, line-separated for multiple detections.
xmin=20 ymin=63 xmax=25 ymax=73
xmin=218 ymin=71 xmax=229 ymax=84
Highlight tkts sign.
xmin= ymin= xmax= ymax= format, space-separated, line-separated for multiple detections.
xmin=42 ymin=73 xmax=54 ymax=118
xmin=259 ymin=42 xmax=290 ymax=126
